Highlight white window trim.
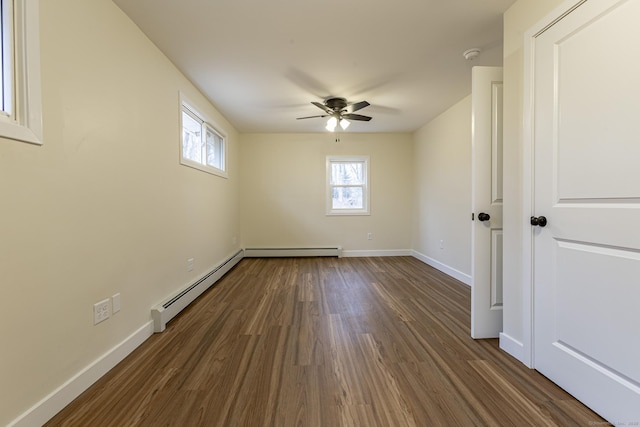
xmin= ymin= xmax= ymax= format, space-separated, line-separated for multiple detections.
xmin=326 ymin=155 xmax=370 ymax=216
xmin=0 ymin=0 xmax=43 ymax=145
xmin=179 ymin=93 xmax=228 ymax=178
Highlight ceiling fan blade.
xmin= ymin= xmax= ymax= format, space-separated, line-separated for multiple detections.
xmin=345 ymin=101 xmax=370 ymax=114
xmin=311 ymin=101 xmax=333 ymax=114
xmin=296 ymin=114 xmax=329 ymax=120
xmin=342 ymin=113 xmax=372 ymax=121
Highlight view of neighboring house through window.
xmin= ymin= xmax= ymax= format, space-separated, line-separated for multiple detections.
xmin=326 ymin=156 xmax=370 ymax=215
xmin=180 ymin=100 xmax=227 ymax=178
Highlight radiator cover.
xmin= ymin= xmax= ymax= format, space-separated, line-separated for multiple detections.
xmin=243 ymin=247 xmax=342 ymax=258
xmin=151 ymin=249 xmax=244 ymax=332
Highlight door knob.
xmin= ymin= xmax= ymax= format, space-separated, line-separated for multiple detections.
xmin=530 ymin=216 xmax=547 ymax=227
xmin=478 ymin=213 xmax=490 ymax=222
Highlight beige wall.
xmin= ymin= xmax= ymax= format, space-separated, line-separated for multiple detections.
xmin=0 ymin=0 xmax=240 ymax=424
xmin=501 ymin=0 xmax=566 ymax=358
xmin=240 ymin=133 xmax=413 ymax=253
xmin=412 ymin=96 xmax=472 ymax=281
xmin=2 ymin=0 xmax=563 ymax=423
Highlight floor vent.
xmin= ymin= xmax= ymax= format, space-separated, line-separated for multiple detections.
xmin=151 ymin=249 xmax=244 ymax=332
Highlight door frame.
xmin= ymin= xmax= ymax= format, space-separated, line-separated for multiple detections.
xmin=521 ymin=0 xmax=587 ymax=369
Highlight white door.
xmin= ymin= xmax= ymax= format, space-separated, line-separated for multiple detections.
xmin=532 ymin=0 xmax=640 ymax=421
xmin=471 ymin=66 xmax=503 ymax=339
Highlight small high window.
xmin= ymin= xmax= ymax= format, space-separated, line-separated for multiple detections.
xmin=180 ymin=99 xmax=227 ymax=178
xmin=1 ymin=0 xmax=13 ymax=116
xmin=0 ymin=0 xmax=43 ymax=145
xmin=326 ymin=156 xmax=370 ymax=215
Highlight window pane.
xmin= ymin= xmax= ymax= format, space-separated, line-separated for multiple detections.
xmin=0 ymin=0 xmax=13 ymax=115
xmin=332 ymin=186 xmax=364 ymax=209
xmin=331 ymin=162 xmax=364 ymax=185
xmin=182 ymin=111 xmax=202 ymax=163
xmin=206 ymin=127 xmax=224 ymax=170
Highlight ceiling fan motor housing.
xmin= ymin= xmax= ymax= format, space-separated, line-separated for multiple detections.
xmin=296 ymin=97 xmax=371 ymax=122
xmin=325 ymin=97 xmax=347 ymax=112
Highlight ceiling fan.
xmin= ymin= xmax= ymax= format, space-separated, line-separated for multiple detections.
xmin=297 ymin=97 xmax=372 ymax=131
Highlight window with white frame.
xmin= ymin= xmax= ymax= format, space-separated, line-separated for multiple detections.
xmin=0 ymin=0 xmax=43 ymax=145
xmin=0 ymin=0 xmax=12 ymax=115
xmin=326 ymin=156 xmax=370 ymax=215
xmin=180 ymin=100 xmax=227 ymax=178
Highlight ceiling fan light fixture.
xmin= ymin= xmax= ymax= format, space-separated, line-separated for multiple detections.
xmin=298 ymin=97 xmax=371 ymax=130
xmin=326 ymin=116 xmax=338 ymax=132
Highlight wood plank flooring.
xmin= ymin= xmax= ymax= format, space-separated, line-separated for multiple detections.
xmin=46 ymin=256 xmax=605 ymax=426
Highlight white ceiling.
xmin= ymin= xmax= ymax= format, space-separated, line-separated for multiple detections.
xmin=113 ymin=0 xmax=515 ymax=133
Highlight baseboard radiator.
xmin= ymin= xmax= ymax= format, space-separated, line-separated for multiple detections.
xmin=151 ymin=249 xmax=244 ymax=333
xmin=244 ymin=247 xmax=342 ymax=258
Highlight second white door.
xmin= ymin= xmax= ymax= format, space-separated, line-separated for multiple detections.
xmin=471 ymin=66 xmax=503 ymax=339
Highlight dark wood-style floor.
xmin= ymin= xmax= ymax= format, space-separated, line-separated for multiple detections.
xmin=46 ymin=256 xmax=604 ymax=426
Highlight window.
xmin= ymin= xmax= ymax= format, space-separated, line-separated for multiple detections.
xmin=0 ymin=0 xmax=42 ymax=144
xmin=180 ymin=99 xmax=227 ymax=178
xmin=1 ymin=0 xmax=12 ymax=115
xmin=326 ymin=156 xmax=370 ymax=215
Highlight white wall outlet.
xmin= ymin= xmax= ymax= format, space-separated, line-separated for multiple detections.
xmin=367 ymin=232 xmax=373 ymax=240
xmin=187 ymin=257 xmax=194 ymax=272
xmin=112 ymin=293 xmax=121 ymax=314
xmin=439 ymin=240 xmax=444 ymax=249
xmin=94 ymin=299 xmax=110 ymax=325
xmin=232 ymin=236 xmax=237 ymax=245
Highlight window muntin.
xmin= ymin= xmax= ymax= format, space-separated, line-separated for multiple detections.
xmin=180 ymin=101 xmax=227 ymax=178
xmin=327 ymin=156 xmax=370 ymax=215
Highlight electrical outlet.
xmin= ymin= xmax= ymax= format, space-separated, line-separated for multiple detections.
xmin=94 ymin=299 xmax=110 ymax=325
xmin=112 ymin=293 xmax=121 ymax=314
xmin=232 ymin=236 xmax=237 ymax=245
xmin=367 ymin=232 xmax=373 ymax=240
xmin=439 ymin=240 xmax=444 ymax=249
xmin=187 ymin=258 xmax=194 ymax=272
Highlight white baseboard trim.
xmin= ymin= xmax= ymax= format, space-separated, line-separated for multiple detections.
xmin=499 ymin=332 xmax=525 ymax=363
xmin=9 ymin=321 xmax=154 ymax=427
xmin=411 ymin=250 xmax=472 ymax=286
xmin=341 ymin=249 xmax=412 ymax=258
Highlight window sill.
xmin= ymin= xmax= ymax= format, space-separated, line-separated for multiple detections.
xmin=180 ymin=158 xmax=228 ymax=178
xmin=326 ymin=210 xmax=371 ymax=216
xmin=0 ymin=119 xmax=43 ymax=145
